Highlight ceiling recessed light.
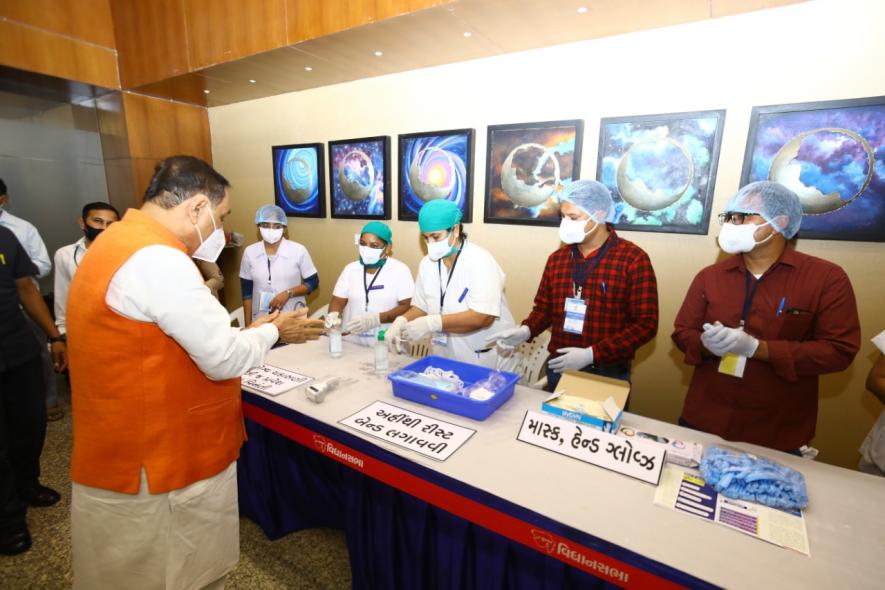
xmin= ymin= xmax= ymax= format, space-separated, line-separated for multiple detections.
xmin=463 ymin=31 xmax=472 ymax=38
xmin=203 ymin=89 xmax=210 ymax=94
xmin=248 ymin=79 xmax=256 ymax=84
xmin=577 ymin=6 xmax=588 ymax=14
xmin=374 ymin=51 xmax=383 ymax=57
xmin=304 ymin=66 xmax=313 ymax=71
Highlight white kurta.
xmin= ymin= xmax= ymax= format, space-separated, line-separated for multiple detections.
xmin=332 ymin=258 xmax=414 ymax=346
xmin=72 ymin=243 xmax=279 ymax=590
xmin=860 ymin=330 xmax=885 ymax=475
xmin=53 ymin=237 xmax=87 ymax=334
xmin=239 ymin=239 xmax=318 ymax=322
xmin=412 ymin=240 xmax=515 ymax=368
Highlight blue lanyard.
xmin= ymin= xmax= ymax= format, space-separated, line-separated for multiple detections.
xmin=363 ymin=265 xmax=383 ymax=311
xmin=570 ymin=235 xmax=617 ymax=299
xmin=438 ymin=239 xmax=465 ymax=308
xmin=740 ymin=271 xmax=763 ymax=327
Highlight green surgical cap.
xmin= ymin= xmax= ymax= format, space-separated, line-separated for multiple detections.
xmin=418 ymin=199 xmax=462 ymax=232
xmin=361 ymin=221 xmax=392 ymax=244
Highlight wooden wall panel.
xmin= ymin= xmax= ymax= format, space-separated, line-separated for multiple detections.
xmin=121 ymin=93 xmax=211 ymax=162
xmin=286 ymin=0 xmax=450 ymax=44
xmin=110 ymin=0 xmax=190 ymax=88
xmin=375 ymin=0 xmax=449 ymax=21
xmin=183 ymin=0 xmax=287 ymax=69
xmin=2 ymin=0 xmax=117 ymax=48
xmin=0 ymin=20 xmax=119 ymax=88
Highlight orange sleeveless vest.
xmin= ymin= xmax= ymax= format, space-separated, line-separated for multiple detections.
xmin=68 ymin=209 xmax=244 ymax=494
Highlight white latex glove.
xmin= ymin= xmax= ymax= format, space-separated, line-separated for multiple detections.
xmin=484 ymin=325 xmax=531 ymax=348
xmin=346 ymin=312 xmax=380 ymax=335
xmin=405 ymin=314 xmax=443 ymax=342
xmin=548 ymin=347 xmax=594 ymax=374
xmin=702 ymin=321 xmax=759 ymax=357
xmin=324 ymin=311 xmax=341 ymax=331
xmin=386 ymin=316 xmax=409 ymax=354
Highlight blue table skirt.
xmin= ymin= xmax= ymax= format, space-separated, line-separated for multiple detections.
xmin=237 ymin=393 xmax=717 ymax=590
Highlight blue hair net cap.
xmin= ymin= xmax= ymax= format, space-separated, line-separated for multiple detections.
xmin=418 ymin=199 xmax=462 ymax=232
xmin=255 ymin=204 xmax=288 ymax=226
xmin=723 ymin=181 xmax=802 ymax=239
xmin=559 ymin=180 xmax=616 ymax=223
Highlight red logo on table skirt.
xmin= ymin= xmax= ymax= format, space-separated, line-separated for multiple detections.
xmin=313 ymin=435 xmax=328 ymax=452
xmin=531 ymin=529 xmax=556 ymax=554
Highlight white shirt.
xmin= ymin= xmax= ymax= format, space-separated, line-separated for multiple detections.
xmin=106 ymin=245 xmax=278 ymax=381
xmin=332 ymin=257 xmax=414 ymax=345
xmin=0 ymin=210 xmax=51 ymax=278
xmin=239 ymin=239 xmax=318 ymax=322
xmin=412 ymin=240 xmax=515 ymax=367
xmin=861 ymin=330 xmax=885 ymax=473
xmin=53 ymin=237 xmax=88 ymax=334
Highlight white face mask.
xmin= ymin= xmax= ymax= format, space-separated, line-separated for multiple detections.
xmin=558 ymin=217 xmax=596 ymax=245
xmin=427 ymin=230 xmax=455 ymax=261
xmin=358 ymin=244 xmax=384 ymax=266
xmin=717 ymin=220 xmax=773 ymax=254
xmin=260 ymin=227 xmax=284 ymax=244
xmin=192 ymin=207 xmax=226 ymax=262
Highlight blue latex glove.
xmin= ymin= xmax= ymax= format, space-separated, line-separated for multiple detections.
xmin=700 ymin=447 xmax=808 ymax=510
xmin=548 ymin=347 xmax=594 ymax=374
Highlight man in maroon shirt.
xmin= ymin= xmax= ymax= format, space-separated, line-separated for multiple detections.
xmin=487 ymin=180 xmax=658 ymax=392
xmin=672 ymin=181 xmax=859 ymax=453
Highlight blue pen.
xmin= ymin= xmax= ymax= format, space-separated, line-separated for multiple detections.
xmin=601 ymin=281 xmax=607 ymax=295
xmin=457 ymin=287 xmax=469 ymax=303
xmin=776 ymin=296 xmax=786 ymax=316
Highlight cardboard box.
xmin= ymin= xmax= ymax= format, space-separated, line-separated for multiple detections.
xmin=541 ymin=370 xmax=630 ymax=433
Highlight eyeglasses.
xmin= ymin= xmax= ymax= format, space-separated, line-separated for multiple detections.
xmin=717 ymin=212 xmax=760 ymax=225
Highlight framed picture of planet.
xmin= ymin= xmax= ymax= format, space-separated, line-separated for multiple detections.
xmin=484 ymin=119 xmax=584 ymax=226
xmin=741 ymin=96 xmax=885 ymax=242
xmin=328 ymin=136 xmax=391 ymax=220
xmin=398 ymin=128 xmax=474 ymax=223
xmin=597 ymin=110 xmax=725 ymax=235
xmin=272 ymin=143 xmax=326 ymax=218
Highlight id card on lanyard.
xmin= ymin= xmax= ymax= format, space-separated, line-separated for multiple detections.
xmin=359 ymin=266 xmax=384 ymax=335
xmin=258 ymin=256 xmax=275 ymax=312
xmin=563 ymin=237 xmax=615 ymax=335
xmin=434 ymin=242 xmax=465 ymax=347
xmin=718 ymin=271 xmax=762 ymax=379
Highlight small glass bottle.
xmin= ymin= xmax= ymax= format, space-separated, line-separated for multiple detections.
xmin=374 ymin=329 xmax=389 ymax=374
xmin=328 ymin=327 xmax=343 ymax=359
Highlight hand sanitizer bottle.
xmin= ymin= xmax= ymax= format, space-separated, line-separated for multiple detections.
xmin=329 ymin=327 xmax=342 ymax=359
xmin=374 ymin=330 xmax=389 ymax=374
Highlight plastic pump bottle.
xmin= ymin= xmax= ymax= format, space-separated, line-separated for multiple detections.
xmin=374 ymin=329 xmax=389 ymax=374
xmin=328 ymin=325 xmax=343 ymax=358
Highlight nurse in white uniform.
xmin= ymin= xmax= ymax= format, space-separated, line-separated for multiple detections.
xmin=386 ymin=199 xmax=516 ymax=369
xmin=239 ymin=205 xmax=319 ymax=323
xmin=327 ymin=221 xmax=414 ymax=346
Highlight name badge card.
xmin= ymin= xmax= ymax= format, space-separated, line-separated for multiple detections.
xmin=340 ymin=401 xmax=475 ymax=461
xmin=563 ymin=298 xmax=587 ymax=335
xmin=517 ymin=410 xmax=665 ymax=484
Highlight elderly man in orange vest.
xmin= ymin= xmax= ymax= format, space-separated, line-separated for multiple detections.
xmin=67 ymin=155 xmax=324 ymax=589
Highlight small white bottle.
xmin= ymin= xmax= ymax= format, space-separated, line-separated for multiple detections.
xmin=329 ymin=328 xmax=343 ymax=359
xmin=374 ymin=329 xmax=389 ymax=374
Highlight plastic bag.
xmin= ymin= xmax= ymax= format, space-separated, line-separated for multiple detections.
xmin=699 ymin=446 xmax=808 ymax=510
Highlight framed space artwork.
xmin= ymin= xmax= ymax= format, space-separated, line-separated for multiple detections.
xmin=398 ymin=128 xmax=474 ymax=223
xmin=484 ymin=119 xmax=583 ymax=226
xmin=741 ymin=96 xmax=885 ymax=242
xmin=328 ymin=136 xmax=391 ymax=220
xmin=272 ymin=143 xmax=326 ymax=218
xmin=597 ymin=110 xmax=725 ymax=235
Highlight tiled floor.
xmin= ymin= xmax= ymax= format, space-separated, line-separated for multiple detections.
xmin=0 ymin=378 xmax=352 ymax=589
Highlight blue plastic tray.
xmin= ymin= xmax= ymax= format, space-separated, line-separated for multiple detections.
xmin=387 ymin=355 xmax=519 ymax=421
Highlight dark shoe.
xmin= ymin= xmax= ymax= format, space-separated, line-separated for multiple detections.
xmin=0 ymin=528 xmax=31 ymax=555
xmin=19 ymin=483 xmax=61 ymax=507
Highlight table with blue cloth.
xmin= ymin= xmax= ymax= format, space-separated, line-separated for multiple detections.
xmin=237 ymin=339 xmax=885 ymax=589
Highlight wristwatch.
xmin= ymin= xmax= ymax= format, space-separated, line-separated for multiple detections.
xmin=49 ymin=335 xmax=66 ymax=344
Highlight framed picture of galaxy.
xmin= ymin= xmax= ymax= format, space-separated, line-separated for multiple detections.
xmin=741 ymin=96 xmax=885 ymax=242
xmin=398 ymin=128 xmax=474 ymax=222
xmin=328 ymin=136 xmax=391 ymax=220
xmin=272 ymin=143 xmax=326 ymax=218
xmin=484 ymin=119 xmax=583 ymax=226
xmin=597 ymin=110 xmax=725 ymax=235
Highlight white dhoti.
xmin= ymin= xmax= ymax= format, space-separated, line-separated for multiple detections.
xmin=72 ymin=461 xmax=239 ymax=590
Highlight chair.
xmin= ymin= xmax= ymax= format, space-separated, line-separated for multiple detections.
xmin=230 ymin=306 xmax=245 ymax=328
xmin=309 ymin=304 xmax=329 ymax=320
xmin=515 ymin=330 xmax=551 ymax=389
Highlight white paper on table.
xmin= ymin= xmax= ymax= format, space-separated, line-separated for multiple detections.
xmin=653 ymin=466 xmax=810 ymax=556
xmin=242 ymin=364 xmax=313 ymax=396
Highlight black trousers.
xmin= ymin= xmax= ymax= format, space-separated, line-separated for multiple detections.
xmin=0 ymin=355 xmax=46 ymax=533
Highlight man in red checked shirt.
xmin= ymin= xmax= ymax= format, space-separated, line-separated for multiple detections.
xmin=672 ymin=181 xmax=860 ymax=454
xmin=486 ymin=180 xmax=659 ymax=393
